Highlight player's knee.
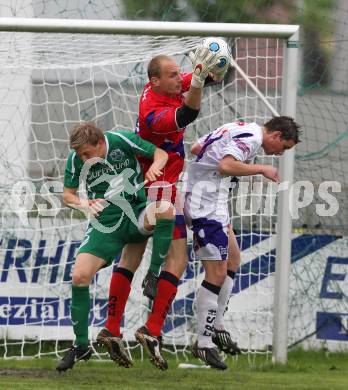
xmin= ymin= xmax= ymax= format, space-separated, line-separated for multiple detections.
xmin=72 ymin=271 xmax=91 ymax=286
xmin=217 ymin=269 xmax=228 ymax=285
xmin=205 ymin=272 xmax=225 ymax=287
xmin=207 ymin=262 xmax=227 ymax=286
xmin=155 ymin=200 xmax=175 ymax=220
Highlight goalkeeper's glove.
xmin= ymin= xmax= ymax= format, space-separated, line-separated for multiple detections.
xmin=208 ymin=64 xmax=229 ymax=82
xmin=189 ymin=46 xmax=219 ymax=88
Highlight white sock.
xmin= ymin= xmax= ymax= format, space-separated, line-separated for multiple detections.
xmin=214 ymin=271 xmax=235 ymax=331
xmin=196 ymin=280 xmax=221 ymax=348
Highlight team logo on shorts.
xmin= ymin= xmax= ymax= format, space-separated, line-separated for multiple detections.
xmin=219 ymin=246 xmax=228 ymax=256
xmin=110 ymin=148 xmax=125 ymax=162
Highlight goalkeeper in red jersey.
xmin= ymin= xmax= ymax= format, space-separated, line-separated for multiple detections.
xmin=99 ymin=46 xmax=227 ymax=370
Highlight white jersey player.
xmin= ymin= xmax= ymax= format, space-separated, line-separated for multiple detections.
xmin=184 ymin=116 xmax=301 ymax=369
xmin=185 ymin=120 xmax=262 ymax=239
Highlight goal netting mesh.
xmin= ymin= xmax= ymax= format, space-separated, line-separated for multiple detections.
xmin=0 ymin=30 xmax=287 ymax=361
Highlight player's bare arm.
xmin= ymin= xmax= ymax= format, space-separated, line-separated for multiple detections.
xmin=218 ymin=155 xmax=279 ymax=182
xmin=145 ymin=148 xmax=168 ymax=182
xmin=62 ymin=186 xmax=80 ymax=206
xmin=63 ymin=187 xmax=105 ymax=216
xmin=190 ymin=142 xmax=202 ymax=156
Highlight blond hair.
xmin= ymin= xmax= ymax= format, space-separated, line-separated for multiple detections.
xmin=69 ymin=122 xmax=104 ymax=150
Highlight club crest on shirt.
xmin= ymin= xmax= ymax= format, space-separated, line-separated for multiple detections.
xmin=110 ymin=148 xmax=125 ymax=162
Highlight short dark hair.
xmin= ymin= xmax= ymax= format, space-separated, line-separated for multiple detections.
xmin=264 ymin=116 xmax=302 ymax=143
xmin=69 ymin=122 xmax=104 ymax=150
xmin=147 ymin=55 xmax=172 ymax=79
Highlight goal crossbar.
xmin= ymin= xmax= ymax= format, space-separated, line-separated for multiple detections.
xmin=0 ymin=17 xmax=299 ymax=38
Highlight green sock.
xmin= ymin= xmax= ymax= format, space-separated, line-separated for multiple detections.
xmin=149 ymin=218 xmax=175 ymax=275
xmin=70 ymin=285 xmax=90 ymax=347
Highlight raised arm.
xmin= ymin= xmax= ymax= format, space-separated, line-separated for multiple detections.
xmin=174 ymin=46 xmax=221 ymax=129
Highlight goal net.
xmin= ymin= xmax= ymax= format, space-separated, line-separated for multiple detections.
xmin=0 ymin=28 xmax=285 ymax=360
xmin=2 ymin=22 xmax=343 ymax=363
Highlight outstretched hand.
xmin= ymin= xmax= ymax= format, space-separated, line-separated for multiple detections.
xmin=145 ymin=166 xmax=163 ymax=182
xmin=189 ymin=45 xmax=220 ymax=88
xmin=261 ymin=165 xmax=279 ymax=182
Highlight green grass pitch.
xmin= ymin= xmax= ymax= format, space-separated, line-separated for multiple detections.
xmin=0 ymin=349 xmax=347 ymax=390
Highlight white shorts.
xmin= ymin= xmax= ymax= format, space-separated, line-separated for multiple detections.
xmin=184 ymin=192 xmax=229 ymax=261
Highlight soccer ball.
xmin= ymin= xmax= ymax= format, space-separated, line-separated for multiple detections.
xmin=202 ymin=37 xmax=231 ymax=76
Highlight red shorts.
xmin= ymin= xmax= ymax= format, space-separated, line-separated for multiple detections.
xmin=173 ymin=214 xmax=187 ymax=240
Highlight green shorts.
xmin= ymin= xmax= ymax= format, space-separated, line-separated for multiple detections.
xmin=77 ymin=201 xmax=152 ymax=266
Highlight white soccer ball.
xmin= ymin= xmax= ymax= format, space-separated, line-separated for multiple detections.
xmin=202 ymin=37 xmax=231 ymax=76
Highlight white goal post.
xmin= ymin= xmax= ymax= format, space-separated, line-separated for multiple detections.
xmin=0 ymin=18 xmax=299 ymax=364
